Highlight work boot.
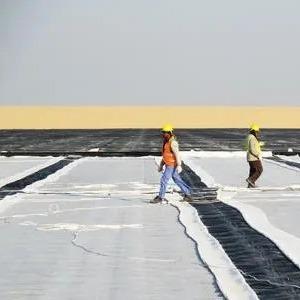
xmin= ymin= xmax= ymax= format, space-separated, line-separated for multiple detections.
xmin=180 ymin=194 xmax=193 ymax=202
xmin=150 ymin=196 xmax=163 ymax=204
xmin=246 ymin=178 xmax=255 ymax=188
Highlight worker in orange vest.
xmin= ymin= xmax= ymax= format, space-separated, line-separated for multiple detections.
xmin=151 ymin=124 xmax=192 ymax=203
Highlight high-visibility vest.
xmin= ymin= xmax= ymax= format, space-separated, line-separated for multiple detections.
xmin=162 ymin=136 xmax=176 ymax=166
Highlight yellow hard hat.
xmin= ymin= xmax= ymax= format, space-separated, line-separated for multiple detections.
xmin=250 ymin=124 xmax=260 ymax=132
xmin=161 ymin=124 xmax=174 ymax=132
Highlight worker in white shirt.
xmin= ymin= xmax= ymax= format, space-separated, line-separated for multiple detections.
xmin=245 ymin=124 xmax=264 ymax=188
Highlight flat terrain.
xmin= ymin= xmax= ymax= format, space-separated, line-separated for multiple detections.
xmin=0 ymin=157 xmax=222 ymax=300
xmin=1 ymin=129 xmax=300 ymax=152
xmin=1 ymin=131 xmax=300 ymax=299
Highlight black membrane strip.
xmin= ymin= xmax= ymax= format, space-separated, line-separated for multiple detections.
xmin=266 ymin=156 xmax=300 ymax=170
xmin=0 ymin=158 xmax=76 ymax=200
xmin=181 ymin=163 xmax=300 ymax=300
xmin=1 ymin=129 xmax=300 ymax=152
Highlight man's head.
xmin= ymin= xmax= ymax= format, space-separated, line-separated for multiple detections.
xmin=161 ymin=124 xmax=173 ymax=139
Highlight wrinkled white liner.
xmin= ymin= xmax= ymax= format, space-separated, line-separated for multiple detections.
xmin=24 ymin=157 xmax=86 ymax=192
xmin=0 ymin=156 xmax=62 ymax=188
xmin=169 ymin=194 xmax=258 ymax=300
xmin=0 ymin=154 xmax=263 ymax=299
xmin=19 ymin=221 xmax=143 ymax=232
xmin=0 ymin=156 xmax=157 ymax=213
xmin=0 ymin=157 xmax=82 ymax=214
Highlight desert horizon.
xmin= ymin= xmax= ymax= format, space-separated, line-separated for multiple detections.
xmin=0 ymin=106 xmax=299 ymax=129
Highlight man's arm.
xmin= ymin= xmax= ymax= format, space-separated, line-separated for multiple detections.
xmin=249 ymin=136 xmax=260 ymax=160
xmin=158 ymin=159 xmax=165 ymax=172
xmin=171 ymin=140 xmax=183 ymax=172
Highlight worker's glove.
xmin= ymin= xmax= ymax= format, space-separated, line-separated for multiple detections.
xmin=176 ymin=165 xmax=183 ymax=173
xmin=259 ymin=141 xmax=265 ymax=147
xmin=158 ymin=165 xmax=163 ymax=172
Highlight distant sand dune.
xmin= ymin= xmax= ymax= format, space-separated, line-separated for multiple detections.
xmin=0 ymin=106 xmax=299 ymax=129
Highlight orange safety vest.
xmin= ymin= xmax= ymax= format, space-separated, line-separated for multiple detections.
xmin=162 ymin=136 xmax=176 ymax=166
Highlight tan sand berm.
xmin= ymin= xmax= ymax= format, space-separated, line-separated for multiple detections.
xmin=0 ymin=106 xmax=299 ymax=129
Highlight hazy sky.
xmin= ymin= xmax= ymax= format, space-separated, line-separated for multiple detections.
xmin=1 ymin=0 xmax=300 ymax=105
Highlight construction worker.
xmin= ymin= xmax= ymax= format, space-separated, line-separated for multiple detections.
xmin=245 ymin=124 xmax=263 ymax=188
xmin=151 ymin=124 xmax=192 ymax=203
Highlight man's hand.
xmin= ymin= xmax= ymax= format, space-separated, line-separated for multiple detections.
xmin=259 ymin=141 xmax=265 ymax=147
xmin=176 ymin=165 xmax=183 ymax=173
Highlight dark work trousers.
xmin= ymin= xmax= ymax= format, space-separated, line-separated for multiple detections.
xmin=248 ymin=160 xmax=263 ymax=183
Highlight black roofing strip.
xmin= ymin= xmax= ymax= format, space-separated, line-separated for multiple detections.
xmin=266 ymin=156 xmax=300 ymax=169
xmin=272 ymin=151 xmax=300 ymax=156
xmin=181 ymin=162 xmax=208 ymax=189
xmin=182 ymin=163 xmax=300 ymax=300
xmin=0 ymin=151 xmax=161 ymax=157
xmin=1 ymin=151 xmax=300 ymax=158
xmin=193 ymin=203 xmax=300 ymax=299
xmin=1 ymin=129 xmax=300 ymax=152
xmin=0 ymin=158 xmax=76 ymax=200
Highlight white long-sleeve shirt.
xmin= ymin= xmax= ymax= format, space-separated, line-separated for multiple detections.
xmin=170 ymin=139 xmax=181 ymax=165
xmin=246 ymin=134 xmax=261 ymax=161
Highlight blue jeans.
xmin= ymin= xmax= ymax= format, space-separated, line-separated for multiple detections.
xmin=159 ymin=166 xmax=191 ymax=198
